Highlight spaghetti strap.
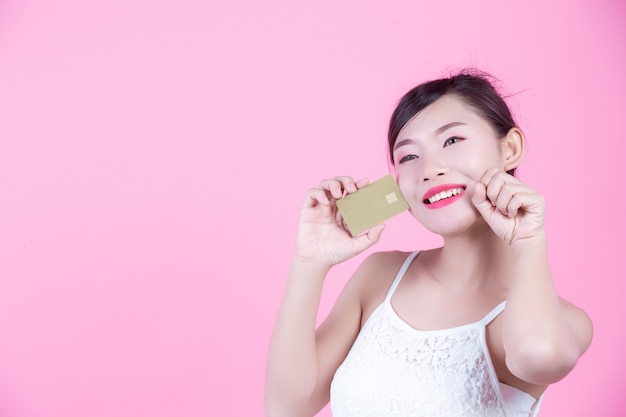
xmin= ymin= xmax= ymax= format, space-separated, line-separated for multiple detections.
xmin=529 ymin=393 xmax=545 ymax=417
xmin=480 ymin=300 xmax=507 ymax=326
xmin=384 ymin=251 xmax=420 ymax=302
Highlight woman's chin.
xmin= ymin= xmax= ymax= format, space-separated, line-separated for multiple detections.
xmin=417 ymin=212 xmax=485 ymax=237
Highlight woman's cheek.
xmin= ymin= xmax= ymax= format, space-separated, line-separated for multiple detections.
xmin=395 ymin=174 xmax=408 ymax=194
xmin=397 ymin=177 xmax=418 ymax=208
xmin=447 ymin=155 xmax=484 ymax=181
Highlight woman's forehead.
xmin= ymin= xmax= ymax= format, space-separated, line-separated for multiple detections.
xmin=398 ymin=95 xmax=486 ymax=138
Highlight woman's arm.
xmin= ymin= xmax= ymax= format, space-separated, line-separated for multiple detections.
xmin=472 ymin=168 xmax=593 ymax=385
xmin=502 ymin=235 xmax=593 ymax=385
xmin=264 ymin=177 xmax=385 ymax=417
xmin=264 ymin=259 xmax=346 ymax=417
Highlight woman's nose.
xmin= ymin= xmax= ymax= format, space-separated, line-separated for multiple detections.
xmin=421 ymin=161 xmax=450 ymax=182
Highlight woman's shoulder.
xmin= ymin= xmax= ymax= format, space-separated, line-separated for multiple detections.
xmin=348 ymin=250 xmax=419 ymax=317
xmin=364 ymin=249 xmax=415 ymax=266
xmin=357 ymin=248 xmax=438 ymax=274
xmin=354 ymin=250 xmax=416 ymax=281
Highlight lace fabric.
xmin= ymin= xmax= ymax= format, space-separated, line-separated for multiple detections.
xmin=329 ymin=251 xmax=541 ymax=417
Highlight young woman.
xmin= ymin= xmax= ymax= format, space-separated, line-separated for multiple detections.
xmin=264 ymin=71 xmax=593 ymax=417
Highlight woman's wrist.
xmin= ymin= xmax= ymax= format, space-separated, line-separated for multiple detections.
xmin=510 ymin=232 xmax=548 ymax=257
xmin=291 ymin=254 xmax=333 ymax=277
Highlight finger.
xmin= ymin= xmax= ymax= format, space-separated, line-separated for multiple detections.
xmin=303 ymin=188 xmax=330 ymax=208
xmin=484 ymin=174 xmax=507 ymax=206
xmin=320 ymin=176 xmax=358 ymax=199
xmin=482 ymin=170 xmax=531 ymax=207
xmin=481 ymin=168 xmax=529 ymax=187
xmin=494 ymin=185 xmax=516 ymax=216
xmin=319 ymin=179 xmax=346 ymax=200
xmin=333 ymin=176 xmax=358 ymax=191
xmin=508 ymin=192 xmax=545 ymax=216
xmin=366 ymin=223 xmax=386 ymax=242
xmin=471 ymin=183 xmax=494 ymax=219
xmin=354 ymin=178 xmax=370 ymax=190
xmin=478 ymin=167 xmax=502 ymax=186
xmin=353 ymin=223 xmax=386 ymax=251
xmin=336 ymin=209 xmax=347 ymax=228
xmin=496 ymin=192 xmax=518 ymax=217
xmin=505 ymin=193 xmax=525 ymax=218
xmin=494 ymin=183 xmax=533 ymax=216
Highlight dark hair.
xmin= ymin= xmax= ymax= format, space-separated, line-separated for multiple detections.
xmin=388 ymin=70 xmax=519 ymax=175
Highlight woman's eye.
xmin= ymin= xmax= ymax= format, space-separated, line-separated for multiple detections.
xmin=398 ymin=154 xmax=418 ymax=164
xmin=444 ymin=136 xmax=464 ymax=147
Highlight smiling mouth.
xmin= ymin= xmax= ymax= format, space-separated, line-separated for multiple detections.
xmin=424 ymin=187 xmax=466 ymax=204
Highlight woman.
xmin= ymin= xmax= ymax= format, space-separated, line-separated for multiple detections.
xmin=264 ymin=71 xmax=593 ymax=417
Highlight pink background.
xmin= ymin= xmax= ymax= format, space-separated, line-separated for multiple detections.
xmin=0 ymin=0 xmax=624 ymax=416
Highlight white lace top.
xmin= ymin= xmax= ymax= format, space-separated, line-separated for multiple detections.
xmin=330 ymin=251 xmax=544 ymax=417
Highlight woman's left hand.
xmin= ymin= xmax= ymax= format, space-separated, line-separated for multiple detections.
xmin=471 ymin=168 xmax=546 ymax=246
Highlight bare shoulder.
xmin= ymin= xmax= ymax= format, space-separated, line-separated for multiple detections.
xmin=559 ymin=297 xmax=594 ymax=354
xmin=349 ymin=250 xmax=413 ymax=289
xmin=360 ymin=250 xmax=413 ymax=272
xmin=348 ymin=250 xmax=415 ymax=322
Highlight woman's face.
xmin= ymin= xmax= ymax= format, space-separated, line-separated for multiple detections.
xmin=392 ymin=94 xmax=510 ymax=236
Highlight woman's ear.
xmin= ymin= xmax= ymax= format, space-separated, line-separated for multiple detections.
xmin=501 ymin=127 xmax=525 ymax=172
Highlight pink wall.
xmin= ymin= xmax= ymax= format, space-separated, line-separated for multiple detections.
xmin=0 ymin=0 xmax=624 ymax=416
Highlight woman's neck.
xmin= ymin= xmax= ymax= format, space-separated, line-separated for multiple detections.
xmin=429 ymin=224 xmax=513 ymax=291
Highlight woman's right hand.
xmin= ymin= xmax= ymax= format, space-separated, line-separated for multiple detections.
xmin=294 ymin=176 xmax=386 ymax=269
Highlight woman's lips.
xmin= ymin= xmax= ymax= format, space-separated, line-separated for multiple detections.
xmin=422 ymin=184 xmax=467 ymax=209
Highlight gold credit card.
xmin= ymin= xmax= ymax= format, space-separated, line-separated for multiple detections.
xmin=336 ymin=175 xmax=409 ymax=236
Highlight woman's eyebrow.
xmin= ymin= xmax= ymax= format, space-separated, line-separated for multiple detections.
xmin=393 ymin=138 xmax=415 ymax=151
xmin=435 ymin=121 xmax=467 ymax=135
xmin=394 ymin=121 xmax=468 ymax=151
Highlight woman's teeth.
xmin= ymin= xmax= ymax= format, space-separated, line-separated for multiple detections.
xmin=427 ymin=187 xmax=464 ymax=204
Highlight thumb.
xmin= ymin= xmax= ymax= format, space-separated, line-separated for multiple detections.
xmin=353 ymin=223 xmax=386 ymax=252
xmin=471 ymin=183 xmax=493 ymax=219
